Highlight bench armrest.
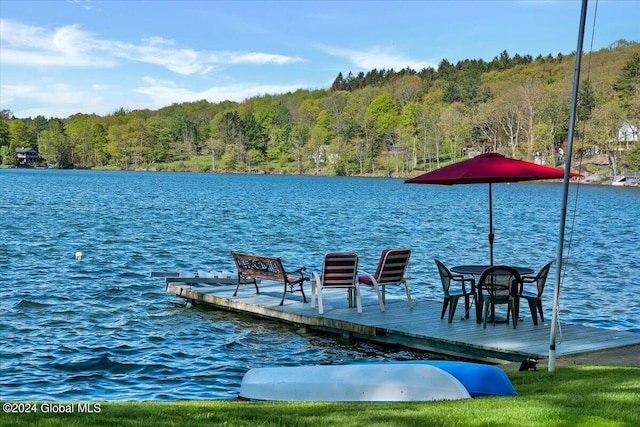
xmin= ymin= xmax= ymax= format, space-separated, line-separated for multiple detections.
xmin=286 ymin=266 xmax=307 ymax=275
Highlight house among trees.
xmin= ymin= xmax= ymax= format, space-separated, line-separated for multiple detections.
xmin=618 ymin=123 xmax=638 ymax=143
xmin=16 ymin=147 xmax=41 ymax=166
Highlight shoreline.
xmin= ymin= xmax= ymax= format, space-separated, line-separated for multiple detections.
xmin=3 ymin=164 xmax=632 ymax=187
xmin=499 ymin=343 xmax=640 ymax=371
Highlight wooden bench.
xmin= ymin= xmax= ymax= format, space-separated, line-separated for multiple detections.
xmin=231 ymin=252 xmax=309 ymax=305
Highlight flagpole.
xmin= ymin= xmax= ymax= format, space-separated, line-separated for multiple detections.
xmin=549 ymin=0 xmax=588 ymax=372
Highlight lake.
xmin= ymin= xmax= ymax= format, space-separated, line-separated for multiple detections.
xmin=1 ymin=168 xmax=638 ymax=401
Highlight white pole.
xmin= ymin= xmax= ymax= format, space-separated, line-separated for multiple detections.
xmin=549 ymin=0 xmax=588 ymax=372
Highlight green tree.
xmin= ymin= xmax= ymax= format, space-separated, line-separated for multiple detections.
xmin=307 ymin=124 xmax=329 ymax=172
xmin=242 ymin=112 xmax=264 ymax=154
xmin=343 ymin=87 xmax=381 ymax=173
xmin=400 ymin=101 xmax=422 ymax=170
xmin=440 ymin=102 xmax=470 ymax=162
xmin=254 ymin=101 xmax=291 ymax=164
xmin=29 ymin=116 xmax=49 ymax=146
xmin=385 ymin=74 xmax=423 ymax=108
xmin=538 ymin=86 xmax=570 ymax=165
xmin=320 ymin=91 xmax=349 ymax=159
xmin=213 ymin=111 xmax=244 ymax=165
xmin=144 ymin=116 xmax=174 ymax=164
xmin=90 ymin=123 xmax=110 ymax=166
xmin=578 ymin=78 xmax=596 ymax=122
xmin=0 ymin=120 xmax=10 ymax=149
xmin=66 ymin=114 xmax=93 ymax=168
xmin=39 ymin=120 xmax=71 ymax=168
xmin=613 ymin=52 xmax=640 ymax=153
xmin=613 ymin=53 xmax=640 ymax=114
xmin=125 ymin=118 xmax=148 ymax=168
xmin=493 ymin=87 xmax=524 ymax=158
xmin=0 ymin=109 xmax=14 ymax=120
xmin=623 ymin=142 xmax=640 ymax=172
xmin=365 ymin=93 xmax=400 ymax=173
xmin=8 ymin=120 xmax=32 ymax=150
xmin=519 ymin=78 xmax=545 ymax=160
xmin=582 ymin=102 xmax=626 ymax=177
xmin=106 ymin=123 xmax=129 ymax=168
xmin=0 ymin=117 xmax=13 ymax=165
xmin=5 ymin=120 xmax=33 ymax=165
xmin=170 ymin=107 xmax=198 ymax=160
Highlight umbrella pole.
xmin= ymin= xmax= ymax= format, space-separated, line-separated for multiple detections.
xmin=489 ymin=183 xmax=494 ymax=266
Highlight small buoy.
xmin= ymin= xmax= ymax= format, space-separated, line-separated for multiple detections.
xmin=75 ymin=252 xmax=83 ymax=260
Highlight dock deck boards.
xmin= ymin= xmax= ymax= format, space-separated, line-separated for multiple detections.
xmin=164 ymin=280 xmax=640 ymax=363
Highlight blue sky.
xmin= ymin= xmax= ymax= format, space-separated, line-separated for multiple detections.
xmin=1 ymin=0 xmax=638 ymax=119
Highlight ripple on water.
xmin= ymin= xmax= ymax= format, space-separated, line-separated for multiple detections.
xmin=15 ymin=300 xmax=54 ymax=309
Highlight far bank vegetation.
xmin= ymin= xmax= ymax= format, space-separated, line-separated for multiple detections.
xmin=1 ymin=41 xmax=639 ymax=178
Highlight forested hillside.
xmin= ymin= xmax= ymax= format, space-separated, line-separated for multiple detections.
xmin=1 ymin=40 xmax=639 ymax=178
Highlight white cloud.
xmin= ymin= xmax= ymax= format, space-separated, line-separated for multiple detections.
xmin=0 ymin=20 xmax=113 ymax=67
xmin=69 ymin=0 xmax=95 ymax=11
xmin=141 ymin=76 xmax=176 ymax=86
xmin=317 ymin=44 xmax=437 ymax=71
xmin=225 ymin=52 xmax=304 ymax=65
xmin=0 ymin=19 xmax=305 ymax=75
xmin=0 ymin=83 xmax=105 ymax=117
xmin=107 ymin=40 xmax=214 ymax=75
xmin=141 ymin=36 xmax=175 ymax=46
xmin=1 ymin=19 xmax=46 ymax=47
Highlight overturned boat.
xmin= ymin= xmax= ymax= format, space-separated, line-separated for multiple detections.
xmin=239 ymin=361 xmax=516 ymax=402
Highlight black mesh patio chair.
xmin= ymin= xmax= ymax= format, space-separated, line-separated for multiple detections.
xmin=478 ymin=265 xmax=521 ymax=329
xmin=434 ymin=259 xmax=475 ymax=323
xmin=519 ymin=261 xmax=553 ymax=325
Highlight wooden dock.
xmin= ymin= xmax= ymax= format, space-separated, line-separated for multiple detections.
xmin=164 ymin=279 xmax=640 ymax=363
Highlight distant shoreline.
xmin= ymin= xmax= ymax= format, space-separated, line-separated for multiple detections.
xmin=3 ymin=163 xmax=632 ymax=186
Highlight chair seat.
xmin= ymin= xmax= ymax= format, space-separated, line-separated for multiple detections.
xmin=519 ymin=290 xmax=538 ymax=298
xmin=357 ymin=274 xmax=375 ymax=286
xmin=447 ymin=289 xmax=470 ymax=298
xmin=357 ymin=249 xmax=413 ymax=311
xmin=311 ymin=252 xmax=361 ymax=315
xmin=484 ymin=296 xmax=513 ymax=310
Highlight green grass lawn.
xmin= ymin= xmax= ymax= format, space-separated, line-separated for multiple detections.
xmin=2 ymin=365 xmax=638 ymax=427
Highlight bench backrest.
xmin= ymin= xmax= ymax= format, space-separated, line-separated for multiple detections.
xmin=232 ymin=252 xmax=285 ymax=280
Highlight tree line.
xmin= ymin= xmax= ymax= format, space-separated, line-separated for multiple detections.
xmin=1 ymin=40 xmax=639 ymax=177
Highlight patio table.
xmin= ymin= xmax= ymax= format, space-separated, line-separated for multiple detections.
xmin=451 ymin=265 xmax=534 ymax=324
xmin=451 ymin=265 xmax=534 ymax=277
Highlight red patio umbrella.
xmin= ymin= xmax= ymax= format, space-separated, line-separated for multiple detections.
xmin=405 ymin=152 xmax=581 ymax=265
